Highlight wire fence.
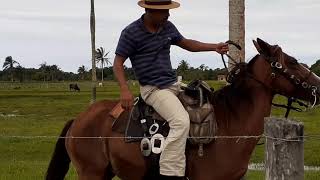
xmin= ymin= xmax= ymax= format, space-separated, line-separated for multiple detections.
xmin=1 ymin=134 xmax=320 ymax=142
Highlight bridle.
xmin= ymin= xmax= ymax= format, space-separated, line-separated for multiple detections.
xmin=221 ymin=42 xmax=318 ymax=117
xmin=261 ymin=47 xmax=318 ymax=108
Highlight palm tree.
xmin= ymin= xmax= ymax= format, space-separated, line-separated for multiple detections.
xmin=177 ymin=60 xmax=189 ymax=71
xmin=177 ymin=60 xmax=189 ymax=78
xmin=198 ymin=64 xmax=209 ymax=71
xmin=90 ymin=0 xmax=97 ymax=103
xmin=3 ymin=56 xmax=20 ymax=82
xmin=95 ymin=47 xmax=111 ymax=82
xmin=78 ymin=65 xmax=87 ymax=80
xmin=229 ymin=0 xmax=245 ymax=70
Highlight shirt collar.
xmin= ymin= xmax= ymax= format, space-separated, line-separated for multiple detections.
xmin=138 ymin=14 xmax=168 ymax=34
xmin=138 ymin=14 xmax=149 ymax=33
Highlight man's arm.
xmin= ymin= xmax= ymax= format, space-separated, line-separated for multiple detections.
xmin=176 ymin=38 xmax=229 ymax=54
xmin=113 ymin=55 xmax=134 ymax=109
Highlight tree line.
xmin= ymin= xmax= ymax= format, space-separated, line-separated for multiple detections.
xmin=0 ymin=56 xmax=117 ymax=82
xmin=1 ymin=56 xmax=320 ymax=82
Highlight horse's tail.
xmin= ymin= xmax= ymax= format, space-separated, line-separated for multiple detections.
xmin=45 ymin=119 xmax=74 ymax=180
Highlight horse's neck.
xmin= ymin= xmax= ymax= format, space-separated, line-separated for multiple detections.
xmin=244 ymin=87 xmax=273 ymax=118
xmin=216 ymin=86 xmax=273 ymax=135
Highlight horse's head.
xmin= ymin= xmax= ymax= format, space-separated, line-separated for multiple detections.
xmin=252 ymin=38 xmax=320 ymax=106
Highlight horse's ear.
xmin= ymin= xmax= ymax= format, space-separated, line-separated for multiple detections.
xmin=256 ymin=38 xmax=273 ymax=56
xmin=253 ymin=40 xmax=263 ymax=54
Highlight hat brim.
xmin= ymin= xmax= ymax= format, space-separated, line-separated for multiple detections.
xmin=138 ymin=1 xmax=180 ymax=9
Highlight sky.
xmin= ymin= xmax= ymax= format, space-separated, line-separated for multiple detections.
xmin=0 ymin=0 xmax=319 ymax=73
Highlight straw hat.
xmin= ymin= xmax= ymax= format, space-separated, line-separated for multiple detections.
xmin=138 ymin=0 xmax=180 ymax=10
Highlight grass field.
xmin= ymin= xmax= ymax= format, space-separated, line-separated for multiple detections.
xmin=0 ymin=81 xmax=319 ymax=179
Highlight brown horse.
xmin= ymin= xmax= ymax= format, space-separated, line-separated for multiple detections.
xmin=46 ymin=38 xmax=320 ymax=180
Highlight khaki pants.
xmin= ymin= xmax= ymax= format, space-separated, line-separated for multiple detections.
xmin=140 ymin=82 xmax=190 ymax=177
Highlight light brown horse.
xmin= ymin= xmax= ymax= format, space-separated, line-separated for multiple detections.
xmin=46 ymin=38 xmax=320 ymax=180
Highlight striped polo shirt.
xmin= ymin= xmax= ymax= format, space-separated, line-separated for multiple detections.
xmin=115 ymin=15 xmax=184 ymax=89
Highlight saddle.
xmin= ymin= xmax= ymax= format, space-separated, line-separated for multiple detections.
xmin=112 ymin=80 xmax=218 ymax=157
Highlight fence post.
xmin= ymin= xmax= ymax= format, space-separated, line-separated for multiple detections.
xmin=264 ymin=117 xmax=304 ymax=180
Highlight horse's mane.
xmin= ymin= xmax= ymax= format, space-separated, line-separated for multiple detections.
xmin=211 ymin=55 xmax=260 ymax=115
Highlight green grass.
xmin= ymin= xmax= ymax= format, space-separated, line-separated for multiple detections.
xmin=0 ymin=81 xmax=319 ymax=179
xmin=0 ymin=81 xmax=130 ymax=179
xmin=245 ymin=170 xmax=320 ymax=180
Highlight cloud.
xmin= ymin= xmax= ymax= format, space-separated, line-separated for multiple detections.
xmin=0 ymin=0 xmax=319 ymax=72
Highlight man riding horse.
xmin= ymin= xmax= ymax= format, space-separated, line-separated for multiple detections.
xmin=113 ymin=0 xmax=229 ymax=179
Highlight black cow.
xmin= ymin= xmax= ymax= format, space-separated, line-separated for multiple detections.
xmin=69 ymin=83 xmax=80 ymax=92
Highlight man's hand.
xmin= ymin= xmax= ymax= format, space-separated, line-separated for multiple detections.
xmin=120 ymin=88 xmax=134 ymax=110
xmin=215 ymin=43 xmax=229 ymax=54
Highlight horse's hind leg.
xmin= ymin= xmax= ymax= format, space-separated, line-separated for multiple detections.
xmin=68 ymin=143 xmax=113 ymax=180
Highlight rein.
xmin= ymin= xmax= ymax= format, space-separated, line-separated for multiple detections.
xmin=221 ymin=40 xmax=241 ymax=72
